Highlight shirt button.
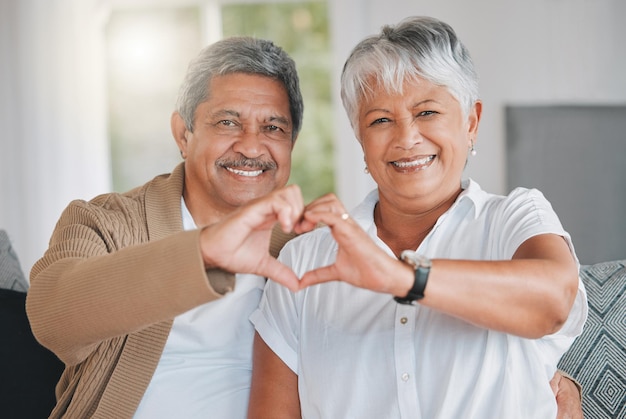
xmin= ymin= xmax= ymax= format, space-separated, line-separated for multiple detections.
xmin=400 ymin=317 xmax=408 ymax=324
xmin=401 ymin=373 xmax=410 ymax=381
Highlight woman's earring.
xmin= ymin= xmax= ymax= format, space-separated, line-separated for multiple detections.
xmin=364 ymin=166 xmax=369 ymax=174
xmin=470 ymin=141 xmax=477 ymax=156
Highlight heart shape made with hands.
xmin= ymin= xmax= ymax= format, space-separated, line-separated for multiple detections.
xmin=209 ymin=185 xmax=377 ymax=294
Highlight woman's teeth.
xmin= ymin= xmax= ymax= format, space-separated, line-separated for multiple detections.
xmin=392 ymin=155 xmax=435 ymax=169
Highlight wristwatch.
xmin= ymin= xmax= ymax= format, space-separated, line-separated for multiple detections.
xmin=394 ymin=250 xmax=431 ymax=304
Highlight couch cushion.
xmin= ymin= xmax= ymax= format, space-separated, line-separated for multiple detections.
xmin=558 ymin=260 xmax=626 ymax=419
xmin=0 ymin=288 xmax=64 ymax=417
xmin=0 ymin=229 xmax=29 ymax=292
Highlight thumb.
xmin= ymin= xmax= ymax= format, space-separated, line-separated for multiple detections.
xmin=262 ymin=259 xmax=301 ymax=292
xmin=299 ymin=264 xmax=339 ymax=288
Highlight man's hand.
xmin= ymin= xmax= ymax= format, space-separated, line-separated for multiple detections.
xmin=198 ymin=184 xmax=310 ymax=292
xmin=551 ymin=371 xmax=583 ymax=419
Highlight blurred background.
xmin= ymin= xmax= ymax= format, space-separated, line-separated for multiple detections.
xmin=1 ymin=0 xmax=625 ymax=276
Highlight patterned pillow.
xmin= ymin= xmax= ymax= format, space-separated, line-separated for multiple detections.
xmin=558 ymin=260 xmax=626 ymax=419
xmin=0 ymin=229 xmax=29 ymax=292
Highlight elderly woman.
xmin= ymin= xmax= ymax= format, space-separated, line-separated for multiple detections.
xmin=248 ymin=16 xmax=586 ymax=418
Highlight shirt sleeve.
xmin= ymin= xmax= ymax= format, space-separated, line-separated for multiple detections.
xmin=250 ymin=244 xmax=302 ymax=373
xmin=496 ymin=188 xmax=588 ymax=340
xmin=494 ymin=188 xmax=571 ymax=260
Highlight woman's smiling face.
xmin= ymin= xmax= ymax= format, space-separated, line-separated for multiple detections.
xmin=357 ymin=76 xmax=481 ymax=209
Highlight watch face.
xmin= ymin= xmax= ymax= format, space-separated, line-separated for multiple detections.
xmin=401 ymin=250 xmax=431 ymax=268
xmin=418 ymin=255 xmax=432 ymax=268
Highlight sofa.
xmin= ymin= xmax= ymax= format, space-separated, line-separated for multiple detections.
xmin=0 ymin=230 xmax=29 ymax=292
xmin=0 ymin=230 xmax=64 ymax=418
xmin=558 ymin=260 xmax=626 ymax=418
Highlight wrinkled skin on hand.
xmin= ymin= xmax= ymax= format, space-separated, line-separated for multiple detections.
xmin=199 ymin=184 xmax=311 ymax=292
xmin=551 ymin=372 xmax=583 ymax=419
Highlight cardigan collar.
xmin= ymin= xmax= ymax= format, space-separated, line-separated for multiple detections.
xmin=144 ymin=162 xmax=186 ymax=242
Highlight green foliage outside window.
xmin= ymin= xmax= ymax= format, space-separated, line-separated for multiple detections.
xmin=106 ymin=2 xmax=334 ymax=202
xmin=222 ymin=2 xmax=335 ymax=202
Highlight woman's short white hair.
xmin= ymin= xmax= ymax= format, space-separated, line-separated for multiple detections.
xmin=340 ymin=16 xmax=479 ymax=132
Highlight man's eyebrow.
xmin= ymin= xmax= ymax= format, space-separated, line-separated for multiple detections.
xmin=267 ymin=115 xmax=290 ymax=126
xmin=206 ymin=110 xmax=290 ymax=127
xmin=210 ymin=109 xmax=240 ymax=119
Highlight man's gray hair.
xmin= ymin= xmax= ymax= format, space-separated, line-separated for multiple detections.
xmin=341 ymin=16 xmax=479 ymax=132
xmin=176 ymin=36 xmax=304 ymax=141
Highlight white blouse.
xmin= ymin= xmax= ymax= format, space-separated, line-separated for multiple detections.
xmin=252 ymin=180 xmax=588 ymax=419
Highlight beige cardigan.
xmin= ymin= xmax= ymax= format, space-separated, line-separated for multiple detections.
xmin=26 ymin=163 xmax=292 ymax=418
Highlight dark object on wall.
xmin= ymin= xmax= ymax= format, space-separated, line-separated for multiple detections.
xmin=506 ymin=105 xmax=626 ymax=265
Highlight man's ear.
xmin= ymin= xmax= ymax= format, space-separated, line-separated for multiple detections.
xmin=171 ymin=111 xmax=190 ymax=158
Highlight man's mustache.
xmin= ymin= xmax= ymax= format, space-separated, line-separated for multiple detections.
xmin=216 ymin=157 xmax=277 ymax=171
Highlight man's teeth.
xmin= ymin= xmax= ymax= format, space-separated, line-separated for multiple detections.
xmin=226 ymin=167 xmax=263 ymax=177
xmin=393 ymin=155 xmax=435 ymax=168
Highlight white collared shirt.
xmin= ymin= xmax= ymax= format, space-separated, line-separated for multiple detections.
xmin=134 ymin=198 xmax=265 ymax=418
xmin=251 ymin=180 xmax=588 ymax=419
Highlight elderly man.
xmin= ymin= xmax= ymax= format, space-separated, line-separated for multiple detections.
xmin=27 ymin=37 xmax=304 ymax=418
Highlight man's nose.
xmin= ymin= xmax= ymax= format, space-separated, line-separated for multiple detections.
xmin=232 ymin=128 xmax=264 ymax=157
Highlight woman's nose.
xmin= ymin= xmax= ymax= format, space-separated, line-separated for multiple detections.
xmin=394 ymin=118 xmax=422 ymax=149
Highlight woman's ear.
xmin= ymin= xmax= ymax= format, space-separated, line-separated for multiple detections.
xmin=467 ymin=100 xmax=483 ymax=145
xmin=171 ymin=111 xmax=189 ymax=159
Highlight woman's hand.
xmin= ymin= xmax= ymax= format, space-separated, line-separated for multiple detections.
xmin=295 ymin=194 xmax=414 ymax=297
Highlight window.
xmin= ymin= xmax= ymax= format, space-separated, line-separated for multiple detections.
xmin=105 ymin=1 xmax=334 ymax=202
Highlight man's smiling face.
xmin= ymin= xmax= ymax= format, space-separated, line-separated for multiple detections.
xmin=176 ymin=73 xmax=295 ymax=221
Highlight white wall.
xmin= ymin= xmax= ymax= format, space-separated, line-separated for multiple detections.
xmin=1 ymin=0 xmax=625 ymax=275
xmin=0 ymin=0 xmax=111 ymax=275
xmin=330 ymin=0 xmax=626 ymax=210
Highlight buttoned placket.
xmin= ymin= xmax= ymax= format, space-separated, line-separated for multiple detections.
xmin=391 ymin=192 xmax=468 ymax=418
xmin=394 ymin=303 xmax=421 ymax=418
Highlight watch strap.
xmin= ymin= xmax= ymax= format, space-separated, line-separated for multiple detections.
xmin=394 ymin=250 xmax=431 ymax=304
